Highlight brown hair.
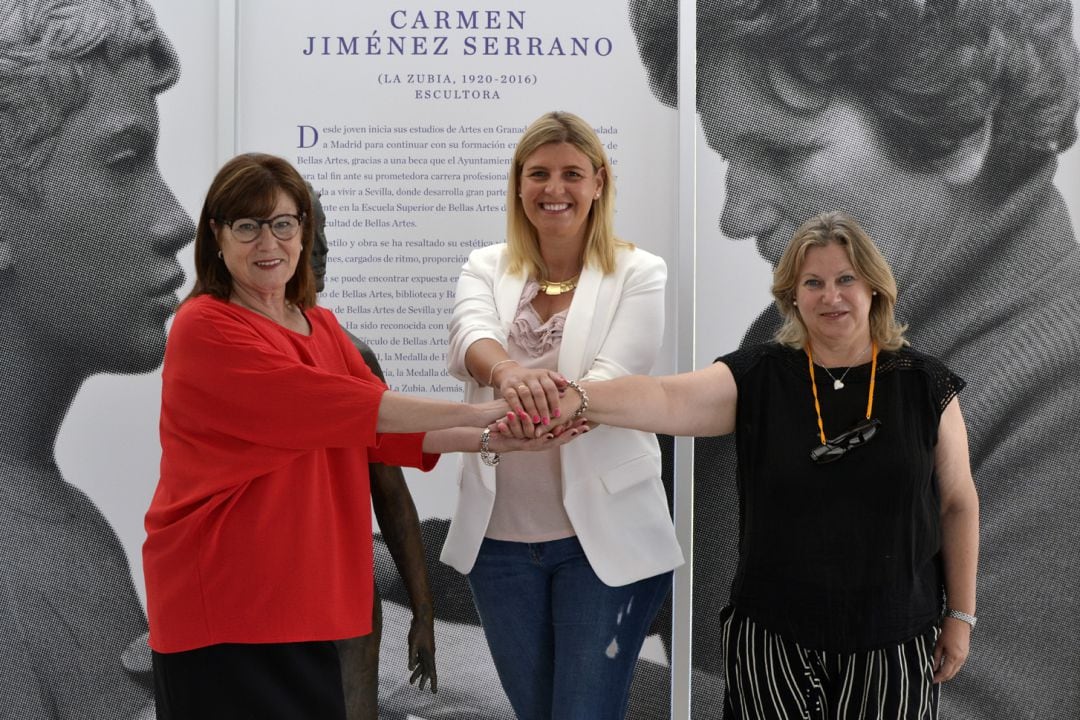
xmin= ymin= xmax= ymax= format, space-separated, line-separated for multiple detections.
xmin=505 ymin=111 xmax=628 ymax=279
xmin=187 ymin=153 xmax=316 ymax=308
xmin=772 ymin=211 xmax=908 ymax=351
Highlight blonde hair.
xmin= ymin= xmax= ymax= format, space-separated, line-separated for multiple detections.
xmin=772 ymin=211 xmax=908 ymax=351
xmin=505 ymin=111 xmax=628 ymax=279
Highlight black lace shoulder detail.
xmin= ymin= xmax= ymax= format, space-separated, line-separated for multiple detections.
xmin=881 ymin=347 xmax=966 ymax=415
xmin=715 ymin=342 xmax=794 ymax=382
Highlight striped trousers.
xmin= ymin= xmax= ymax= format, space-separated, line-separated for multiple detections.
xmin=720 ymin=607 xmax=940 ymax=720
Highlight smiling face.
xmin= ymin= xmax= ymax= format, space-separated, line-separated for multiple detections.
xmin=214 ymin=190 xmax=303 ymax=301
xmin=2 ymin=54 xmax=194 ymax=375
xmin=518 ymin=141 xmax=604 ymax=247
xmin=698 ymin=48 xmax=959 ymax=289
xmin=795 ymin=241 xmax=874 ymax=350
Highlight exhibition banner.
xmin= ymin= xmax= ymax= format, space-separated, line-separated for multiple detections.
xmin=235 ymin=2 xmax=680 ymax=717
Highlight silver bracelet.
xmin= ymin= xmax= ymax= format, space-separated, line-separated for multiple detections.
xmin=945 ymin=608 xmax=977 ymax=629
xmin=479 ymin=427 xmax=500 ymax=466
xmin=565 ymin=379 xmax=589 ymax=419
xmin=487 ymin=359 xmax=516 ymax=387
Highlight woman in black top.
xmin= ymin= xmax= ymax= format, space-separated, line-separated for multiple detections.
xmin=515 ymin=211 xmax=979 ymax=719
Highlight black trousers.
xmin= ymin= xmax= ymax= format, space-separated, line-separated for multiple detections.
xmin=152 ymin=640 xmax=347 ymax=720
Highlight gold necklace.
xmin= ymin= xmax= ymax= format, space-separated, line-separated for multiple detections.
xmin=537 ymin=276 xmax=579 ymax=295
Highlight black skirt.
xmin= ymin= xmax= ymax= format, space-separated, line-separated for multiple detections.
xmin=152 ymin=640 xmax=346 ymax=720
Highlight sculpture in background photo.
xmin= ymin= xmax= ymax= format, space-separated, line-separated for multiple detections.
xmin=0 ymin=2 xmax=194 ymax=717
xmin=307 ymin=183 xmax=438 ymax=718
xmin=631 ymin=1 xmax=1080 ymax=717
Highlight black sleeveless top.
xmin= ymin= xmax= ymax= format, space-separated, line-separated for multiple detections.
xmin=719 ymin=343 xmax=964 ymax=652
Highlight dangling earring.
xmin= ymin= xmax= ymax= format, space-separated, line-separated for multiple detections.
xmin=217 ymin=250 xmax=223 ymax=259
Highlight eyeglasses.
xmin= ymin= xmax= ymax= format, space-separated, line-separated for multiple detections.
xmin=223 ymin=214 xmax=303 ymax=242
xmin=809 ymin=417 xmax=881 ymax=464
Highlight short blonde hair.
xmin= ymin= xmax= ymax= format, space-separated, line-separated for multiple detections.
xmin=772 ymin=211 xmax=908 ymax=351
xmin=505 ymin=111 xmax=628 ymax=278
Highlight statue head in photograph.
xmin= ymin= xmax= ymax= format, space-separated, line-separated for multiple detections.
xmin=1 ymin=6 xmax=197 ymax=720
xmin=306 ymin=180 xmax=329 ymax=292
xmin=0 ymin=0 xmax=195 ymax=387
xmin=632 ymin=0 xmax=1079 ymax=286
xmin=630 ymin=3 xmax=1080 ymax=719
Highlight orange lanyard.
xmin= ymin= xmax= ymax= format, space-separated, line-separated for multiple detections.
xmin=807 ymin=341 xmax=878 ymax=444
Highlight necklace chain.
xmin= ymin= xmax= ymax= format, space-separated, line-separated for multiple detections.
xmin=818 ymin=343 xmax=871 ymax=390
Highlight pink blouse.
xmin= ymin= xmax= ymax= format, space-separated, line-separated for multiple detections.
xmin=485 ymin=281 xmax=575 ymax=542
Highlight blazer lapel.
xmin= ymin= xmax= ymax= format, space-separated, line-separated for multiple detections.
xmin=493 ymin=259 xmax=527 ymax=332
xmin=559 ymin=264 xmax=603 ymax=380
xmin=480 ymin=258 xmax=526 ymax=494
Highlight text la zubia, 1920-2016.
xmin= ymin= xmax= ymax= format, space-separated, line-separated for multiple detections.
xmin=377 ymin=73 xmax=537 ymax=86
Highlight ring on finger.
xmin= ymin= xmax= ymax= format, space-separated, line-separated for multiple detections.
xmin=517 ymin=384 xmax=529 ymax=393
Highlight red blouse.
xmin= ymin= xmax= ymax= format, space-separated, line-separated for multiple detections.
xmin=144 ymin=295 xmax=438 ymax=653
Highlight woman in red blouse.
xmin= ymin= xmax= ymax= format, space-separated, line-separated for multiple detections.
xmin=143 ymin=153 xmax=580 ymax=719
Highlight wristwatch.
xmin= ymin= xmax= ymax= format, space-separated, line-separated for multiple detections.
xmin=945 ymin=608 xmax=977 ymax=629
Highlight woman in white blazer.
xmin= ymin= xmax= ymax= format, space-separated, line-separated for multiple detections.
xmin=443 ymin=111 xmax=684 ymax=720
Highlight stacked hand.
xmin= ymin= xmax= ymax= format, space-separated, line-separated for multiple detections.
xmin=491 ymin=363 xmax=565 ymax=427
xmin=488 ymin=368 xmax=587 ymax=441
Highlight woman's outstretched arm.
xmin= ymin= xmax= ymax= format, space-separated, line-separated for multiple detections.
xmin=376 ymin=392 xmax=507 ymax=434
xmin=548 ymin=362 xmax=738 ymax=438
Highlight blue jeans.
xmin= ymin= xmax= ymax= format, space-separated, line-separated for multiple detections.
xmin=468 ymin=536 xmax=673 ymax=720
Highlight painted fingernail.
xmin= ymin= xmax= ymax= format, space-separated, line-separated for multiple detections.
xmin=542 ymin=416 xmax=550 ymax=425
xmin=507 ymin=412 xmax=516 ymax=420
xmin=532 ymin=415 xmax=541 ymax=423
xmin=518 ymin=410 xmax=530 ymax=420
xmin=554 ymin=409 xmax=562 ymax=418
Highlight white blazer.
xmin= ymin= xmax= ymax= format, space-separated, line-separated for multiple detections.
xmin=441 ymin=243 xmax=685 ymax=586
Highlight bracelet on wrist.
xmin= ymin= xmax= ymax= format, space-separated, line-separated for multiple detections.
xmin=487 ymin=359 xmax=516 ymax=387
xmin=565 ymin=379 xmax=589 ymax=419
xmin=479 ymin=427 xmax=500 ymax=466
xmin=945 ymin=608 xmax=977 ymax=629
